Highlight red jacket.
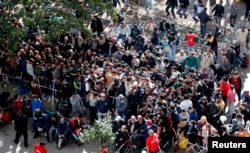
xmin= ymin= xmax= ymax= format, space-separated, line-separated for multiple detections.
xmin=146 ymin=133 xmax=159 ymax=153
xmin=69 ymin=117 xmax=76 ymax=132
xmin=186 ymin=33 xmax=196 ymax=47
xmin=219 ymin=81 xmax=230 ymax=97
xmin=229 ymin=77 xmax=241 ymax=90
xmin=13 ymin=99 xmax=23 ymax=115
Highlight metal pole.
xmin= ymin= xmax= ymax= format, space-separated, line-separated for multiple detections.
xmin=49 ymin=79 xmax=55 ymax=103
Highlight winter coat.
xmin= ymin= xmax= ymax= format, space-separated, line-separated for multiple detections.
xmin=116 ymin=97 xmax=128 ymax=114
xmin=96 ymin=99 xmax=110 ymax=113
xmin=198 ymin=11 xmax=212 ymax=24
xmin=90 ymin=18 xmax=104 ymax=34
xmin=31 ymin=99 xmax=42 ymax=112
xmin=212 ymin=4 xmax=224 ymax=17
xmin=236 ymin=29 xmax=248 ymax=42
xmin=219 ymin=81 xmax=230 ymax=97
xmin=200 ymin=53 xmax=214 ymax=70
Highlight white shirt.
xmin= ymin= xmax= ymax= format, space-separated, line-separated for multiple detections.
xmin=236 ymin=29 xmax=248 ymax=42
xmin=174 ymin=53 xmax=187 ymax=63
xmin=180 ymin=99 xmax=193 ymax=111
xmin=88 ymin=95 xmax=97 ymax=107
xmin=118 ymin=25 xmax=131 ymax=36
xmin=197 ymin=5 xmax=205 ymax=14
xmin=85 ymin=82 xmax=90 ymax=92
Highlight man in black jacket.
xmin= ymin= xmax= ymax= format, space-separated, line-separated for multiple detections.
xmin=198 ymin=8 xmax=212 ymax=38
xmin=13 ymin=111 xmax=28 ymax=148
xmin=90 ymin=15 xmax=104 ymax=37
xmin=159 ymin=19 xmax=171 ymax=38
xmin=165 ymin=0 xmax=178 ymax=19
xmin=176 ymin=0 xmax=189 ymax=19
xmin=212 ymin=0 xmax=224 ymax=26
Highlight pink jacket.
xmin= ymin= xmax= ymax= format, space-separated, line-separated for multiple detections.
xmin=227 ymin=89 xmax=236 ymax=104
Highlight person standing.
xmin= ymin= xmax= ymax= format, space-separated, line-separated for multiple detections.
xmin=86 ymin=91 xmax=98 ymax=125
xmin=229 ymin=0 xmax=239 ymax=28
xmin=165 ymin=0 xmax=178 ymax=19
xmin=12 ymin=94 xmax=23 ymax=119
xmin=236 ymin=26 xmax=249 ymax=55
xmin=200 ymin=49 xmax=214 ymax=73
xmin=212 ymin=0 xmax=224 ymax=27
xmin=229 ymin=71 xmax=242 ymax=101
xmin=31 ymin=81 xmax=42 ymax=99
xmin=70 ymin=92 xmax=85 ymax=116
xmin=185 ymin=31 xmax=196 ymax=52
xmin=192 ymin=0 xmax=205 ymax=23
xmin=176 ymin=0 xmax=189 ymax=19
xmin=151 ymin=28 xmax=160 ymax=47
xmin=146 ymin=130 xmax=159 ymax=153
xmin=96 ymin=93 xmax=110 ymax=120
xmin=227 ymin=85 xmax=236 ymax=117
xmin=198 ymin=8 xmax=212 ymax=38
xmin=206 ymin=34 xmax=218 ymax=57
xmin=13 ymin=111 xmax=28 ymax=148
xmin=90 ymin=15 xmax=104 ymax=36
xmin=117 ymin=22 xmax=131 ymax=43
xmin=219 ymin=77 xmax=230 ymax=106
xmin=244 ymin=0 xmax=250 ymax=21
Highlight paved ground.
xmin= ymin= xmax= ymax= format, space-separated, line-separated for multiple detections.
xmin=0 ymin=0 xmax=250 ymax=153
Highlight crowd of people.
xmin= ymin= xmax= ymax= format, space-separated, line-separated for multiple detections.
xmin=1 ymin=0 xmax=250 ymax=153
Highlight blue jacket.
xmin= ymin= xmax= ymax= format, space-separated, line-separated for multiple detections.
xmin=31 ymin=99 xmax=42 ymax=112
xmin=189 ymin=110 xmax=198 ymax=122
xmin=134 ymin=89 xmax=145 ymax=106
xmin=37 ymin=114 xmax=49 ymax=131
xmin=57 ymin=120 xmax=70 ymax=136
xmin=96 ymin=99 xmax=110 ymax=113
xmin=116 ymin=97 xmax=128 ymax=114
xmin=19 ymin=58 xmax=27 ymax=73
xmin=171 ymin=110 xmax=179 ymax=130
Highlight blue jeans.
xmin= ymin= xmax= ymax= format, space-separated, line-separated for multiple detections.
xmin=192 ymin=4 xmax=198 ymax=18
xmin=71 ymin=132 xmax=79 ymax=144
xmin=165 ymin=50 xmax=173 ymax=61
xmin=184 ymin=65 xmax=196 ymax=74
xmin=200 ymin=23 xmax=207 ymax=38
xmin=171 ymin=45 xmax=176 ymax=59
xmin=145 ymin=0 xmax=152 ymax=10
xmin=187 ymin=46 xmax=195 ymax=52
xmin=215 ymin=16 xmax=222 ymax=26
xmin=118 ymin=34 xmax=126 ymax=42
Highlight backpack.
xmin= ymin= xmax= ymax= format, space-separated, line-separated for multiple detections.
xmin=1 ymin=111 xmax=12 ymax=123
